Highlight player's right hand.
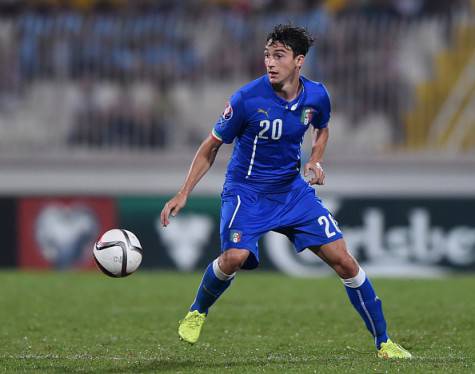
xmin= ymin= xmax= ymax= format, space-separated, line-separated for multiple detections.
xmin=304 ymin=161 xmax=325 ymax=185
xmin=160 ymin=192 xmax=188 ymax=227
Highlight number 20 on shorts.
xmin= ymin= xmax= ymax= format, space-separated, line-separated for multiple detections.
xmin=318 ymin=214 xmax=341 ymax=238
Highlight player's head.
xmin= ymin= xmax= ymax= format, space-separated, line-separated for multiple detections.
xmin=265 ymin=24 xmax=314 ymax=85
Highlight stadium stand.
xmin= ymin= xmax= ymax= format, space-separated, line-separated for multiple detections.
xmin=0 ymin=0 xmax=473 ymax=158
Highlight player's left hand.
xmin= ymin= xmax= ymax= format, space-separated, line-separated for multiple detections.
xmin=304 ymin=161 xmax=325 ymax=185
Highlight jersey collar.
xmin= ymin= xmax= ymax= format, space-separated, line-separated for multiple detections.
xmin=264 ymin=74 xmax=306 ymax=111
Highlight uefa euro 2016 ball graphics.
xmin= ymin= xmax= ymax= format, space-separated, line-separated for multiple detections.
xmin=93 ymin=229 xmax=143 ymax=277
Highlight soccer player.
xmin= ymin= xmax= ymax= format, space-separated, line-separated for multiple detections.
xmin=160 ymin=24 xmax=411 ymax=359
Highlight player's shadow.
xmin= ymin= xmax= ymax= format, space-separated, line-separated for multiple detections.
xmin=99 ymin=355 xmax=338 ymax=373
xmin=101 ymin=359 xmax=255 ymax=373
xmin=26 ymin=360 xmax=251 ymax=374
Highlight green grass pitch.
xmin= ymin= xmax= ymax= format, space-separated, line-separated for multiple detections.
xmin=0 ymin=271 xmax=473 ymax=373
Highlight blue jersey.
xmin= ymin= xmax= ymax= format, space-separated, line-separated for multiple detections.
xmin=212 ymin=75 xmax=331 ymax=193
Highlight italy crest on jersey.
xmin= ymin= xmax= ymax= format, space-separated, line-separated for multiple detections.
xmin=300 ymin=107 xmax=314 ymax=126
xmin=230 ymin=230 xmax=242 ymax=243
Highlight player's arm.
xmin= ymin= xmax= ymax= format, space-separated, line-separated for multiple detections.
xmin=160 ymin=134 xmax=223 ymax=227
xmin=304 ymin=127 xmax=329 ymax=185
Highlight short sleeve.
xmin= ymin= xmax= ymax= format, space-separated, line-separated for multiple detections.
xmin=312 ymin=84 xmax=331 ymax=129
xmin=212 ymin=91 xmax=246 ymax=144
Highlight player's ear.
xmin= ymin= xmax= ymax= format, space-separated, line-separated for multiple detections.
xmin=295 ymin=54 xmax=305 ymax=69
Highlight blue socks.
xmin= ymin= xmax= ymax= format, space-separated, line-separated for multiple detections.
xmin=343 ymin=267 xmax=389 ymax=349
xmin=190 ymin=261 xmax=388 ymax=349
xmin=190 ymin=259 xmax=235 ymax=314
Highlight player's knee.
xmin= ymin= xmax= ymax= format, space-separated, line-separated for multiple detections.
xmin=219 ymin=249 xmax=250 ymax=274
xmin=334 ymin=254 xmax=359 ymax=279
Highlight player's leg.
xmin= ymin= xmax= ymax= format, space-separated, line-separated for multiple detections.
xmin=179 ymin=185 xmax=264 ymax=343
xmin=277 ymin=180 xmax=410 ymax=357
xmin=309 ymin=240 xmax=411 ymax=358
xmin=189 ymin=185 xmax=263 ymax=315
xmin=189 ymin=248 xmax=249 ymax=314
xmin=179 ymin=248 xmax=250 ymax=344
xmin=309 ymin=240 xmax=389 ymax=347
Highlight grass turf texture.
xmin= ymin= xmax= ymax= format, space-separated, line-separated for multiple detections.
xmin=0 ymin=271 xmax=473 ymax=373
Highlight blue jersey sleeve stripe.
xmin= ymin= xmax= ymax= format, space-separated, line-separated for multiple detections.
xmin=211 ymin=129 xmax=223 ymax=141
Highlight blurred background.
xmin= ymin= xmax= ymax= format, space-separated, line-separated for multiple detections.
xmin=0 ymin=0 xmax=474 ymax=276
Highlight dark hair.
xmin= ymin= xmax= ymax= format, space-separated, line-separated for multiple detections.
xmin=266 ymin=24 xmax=314 ymax=57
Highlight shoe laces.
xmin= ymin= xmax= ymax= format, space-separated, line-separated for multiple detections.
xmin=185 ymin=312 xmax=205 ymax=327
xmin=386 ymin=341 xmax=407 ymax=354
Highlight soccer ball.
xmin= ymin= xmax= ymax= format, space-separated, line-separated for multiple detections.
xmin=93 ymin=229 xmax=143 ymax=277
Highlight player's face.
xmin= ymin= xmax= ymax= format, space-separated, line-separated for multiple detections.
xmin=264 ymin=41 xmax=304 ymax=85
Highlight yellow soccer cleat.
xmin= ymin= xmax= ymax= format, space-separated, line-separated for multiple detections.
xmin=178 ymin=310 xmax=207 ymax=344
xmin=377 ymin=339 xmax=412 ymax=359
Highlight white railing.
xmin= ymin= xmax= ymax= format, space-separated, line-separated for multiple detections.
xmin=431 ymin=50 xmax=475 ymax=149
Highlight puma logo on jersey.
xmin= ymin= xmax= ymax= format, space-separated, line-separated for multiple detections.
xmin=257 ymin=108 xmax=270 ymax=118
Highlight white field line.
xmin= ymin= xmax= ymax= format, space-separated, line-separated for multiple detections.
xmin=0 ymin=353 xmax=469 ymax=363
xmin=0 ymin=354 xmax=154 ymax=361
